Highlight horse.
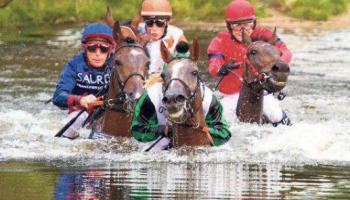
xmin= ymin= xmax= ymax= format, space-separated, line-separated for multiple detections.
xmin=236 ymin=28 xmax=290 ymax=124
xmin=159 ymin=39 xmax=214 ymax=147
xmin=92 ymin=8 xmax=151 ymax=138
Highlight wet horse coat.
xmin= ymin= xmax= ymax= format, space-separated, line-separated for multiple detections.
xmin=98 ymin=9 xmax=151 ymax=137
xmin=236 ymin=28 xmax=290 ymax=124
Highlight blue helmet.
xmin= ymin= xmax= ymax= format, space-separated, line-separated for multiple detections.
xmin=81 ymin=23 xmax=114 ymax=44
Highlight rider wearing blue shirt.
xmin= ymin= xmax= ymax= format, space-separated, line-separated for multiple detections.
xmin=53 ymin=22 xmax=115 ymax=139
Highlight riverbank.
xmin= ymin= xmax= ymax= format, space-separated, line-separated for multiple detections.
xmin=175 ymin=7 xmax=350 ymax=31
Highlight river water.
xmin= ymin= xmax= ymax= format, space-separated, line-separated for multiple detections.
xmin=1 ymin=25 xmax=350 ymax=199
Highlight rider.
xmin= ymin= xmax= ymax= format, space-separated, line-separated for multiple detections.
xmin=138 ymin=0 xmax=188 ymax=74
xmin=52 ymin=23 xmax=115 ymax=139
xmin=207 ymin=0 xmax=293 ymax=126
xmin=130 ymin=43 xmax=231 ymax=151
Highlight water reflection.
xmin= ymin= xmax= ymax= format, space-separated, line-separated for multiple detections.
xmin=49 ymin=163 xmax=350 ymax=199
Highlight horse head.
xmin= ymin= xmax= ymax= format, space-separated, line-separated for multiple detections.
xmin=160 ymin=39 xmax=201 ymax=122
xmin=242 ymin=28 xmax=290 ymax=94
xmin=106 ymin=8 xmax=151 ymax=111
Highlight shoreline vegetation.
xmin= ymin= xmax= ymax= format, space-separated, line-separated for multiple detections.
xmin=0 ymin=0 xmax=350 ymax=42
xmin=0 ymin=0 xmax=350 ymax=28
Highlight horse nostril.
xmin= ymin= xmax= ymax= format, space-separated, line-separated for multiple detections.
xmin=285 ymin=65 xmax=290 ymax=73
xmin=175 ymin=95 xmax=186 ymax=104
xmin=162 ymin=96 xmax=169 ymax=104
xmin=128 ymin=92 xmax=134 ymax=99
xmin=272 ymin=65 xmax=279 ymax=73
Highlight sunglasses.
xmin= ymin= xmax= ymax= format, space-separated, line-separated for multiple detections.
xmin=230 ymin=22 xmax=254 ymax=31
xmin=145 ymin=20 xmax=167 ymax=27
xmin=83 ymin=43 xmax=112 ymax=53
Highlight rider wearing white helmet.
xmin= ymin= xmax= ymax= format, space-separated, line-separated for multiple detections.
xmin=138 ymin=0 xmax=188 ymax=74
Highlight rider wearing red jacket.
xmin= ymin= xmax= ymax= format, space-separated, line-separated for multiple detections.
xmin=207 ymin=0 xmax=292 ymax=126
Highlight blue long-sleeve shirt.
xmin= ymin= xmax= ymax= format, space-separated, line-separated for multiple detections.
xmin=53 ymin=52 xmax=111 ymax=109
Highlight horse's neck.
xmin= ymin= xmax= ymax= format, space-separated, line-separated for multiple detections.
xmin=107 ymin=70 xmax=121 ymax=103
xmin=173 ymin=90 xmax=211 ymax=147
xmin=236 ymin=82 xmax=263 ymax=124
xmin=189 ymin=90 xmax=205 ymax=127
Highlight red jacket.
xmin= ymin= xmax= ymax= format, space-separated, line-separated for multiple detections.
xmin=207 ymin=27 xmax=292 ymax=94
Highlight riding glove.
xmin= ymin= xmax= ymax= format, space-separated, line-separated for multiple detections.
xmin=218 ymin=63 xmax=232 ymax=76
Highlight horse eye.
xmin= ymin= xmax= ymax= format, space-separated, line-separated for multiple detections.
xmin=115 ymin=60 xmax=122 ymax=66
xmin=250 ymin=50 xmax=257 ymax=55
xmin=191 ymin=71 xmax=198 ymax=77
xmin=145 ymin=61 xmax=150 ymax=69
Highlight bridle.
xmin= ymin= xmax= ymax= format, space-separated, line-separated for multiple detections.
xmin=227 ymin=41 xmax=274 ymax=97
xmin=106 ymin=42 xmax=149 ymax=113
xmin=160 ymin=57 xmax=204 ymax=126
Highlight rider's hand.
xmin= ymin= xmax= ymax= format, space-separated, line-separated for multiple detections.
xmin=218 ymin=63 xmax=232 ymax=76
xmin=160 ymin=124 xmax=173 ymax=138
xmin=79 ymin=94 xmax=97 ymax=109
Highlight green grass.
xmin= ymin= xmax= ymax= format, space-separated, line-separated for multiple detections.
xmin=1 ymin=0 xmax=349 ymax=29
xmin=0 ymin=0 xmax=266 ymax=28
xmin=286 ymin=0 xmax=350 ymax=21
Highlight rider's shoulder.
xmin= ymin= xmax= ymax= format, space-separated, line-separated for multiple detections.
xmin=214 ymin=30 xmax=232 ymax=40
xmin=252 ymin=26 xmax=275 ymax=38
xmin=65 ymin=52 xmax=85 ymax=68
xmin=165 ymin=25 xmax=184 ymax=38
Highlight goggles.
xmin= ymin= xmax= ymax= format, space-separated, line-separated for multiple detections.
xmin=145 ymin=19 xmax=167 ymax=28
xmin=230 ymin=21 xmax=255 ymax=31
xmin=82 ymin=43 xmax=113 ymax=53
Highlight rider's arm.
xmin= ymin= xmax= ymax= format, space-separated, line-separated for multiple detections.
xmin=205 ymin=95 xmax=232 ymax=146
xmin=130 ymin=91 xmax=167 ymax=142
xmin=207 ymin=36 xmax=225 ymax=78
xmin=53 ymin=62 xmax=79 ymax=109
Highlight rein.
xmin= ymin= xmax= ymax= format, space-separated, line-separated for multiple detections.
xmin=219 ymin=42 xmax=271 ymax=97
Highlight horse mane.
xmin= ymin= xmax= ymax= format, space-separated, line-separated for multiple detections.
xmin=144 ymin=72 xmax=163 ymax=89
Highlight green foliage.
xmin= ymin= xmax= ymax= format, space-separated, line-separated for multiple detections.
xmin=0 ymin=0 xmax=266 ymax=27
xmin=287 ymin=0 xmax=350 ymax=21
xmin=1 ymin=0 xmax=348 ymax=27
xmin=263 ymin=0 xmax=287 ymax=9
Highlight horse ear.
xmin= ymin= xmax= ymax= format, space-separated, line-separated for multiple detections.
xmin=160 ymin=41 xmax=173 ymax=63
xmin=130 ymin=12 xmax=142 ymax=33
xmin=113 ymin=21 xmax=124 ymax=45
xmin=268 ymin=27 xmax=277 ymax=46
xmin=242 ymin=28 xmax=252 ymax=47
xmin=106 ymin=7 xmax=115 ymax=28
xmin=189 ymin=38 xmax=200 ymax=61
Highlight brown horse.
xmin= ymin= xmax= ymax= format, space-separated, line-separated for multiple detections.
xmin=98 ymin=9 xmax=151 ymax=137
xmin=236 ymin=28 xmax=290 ymax=124
xmin=159 ymin=39 xmax=213 ymax=147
